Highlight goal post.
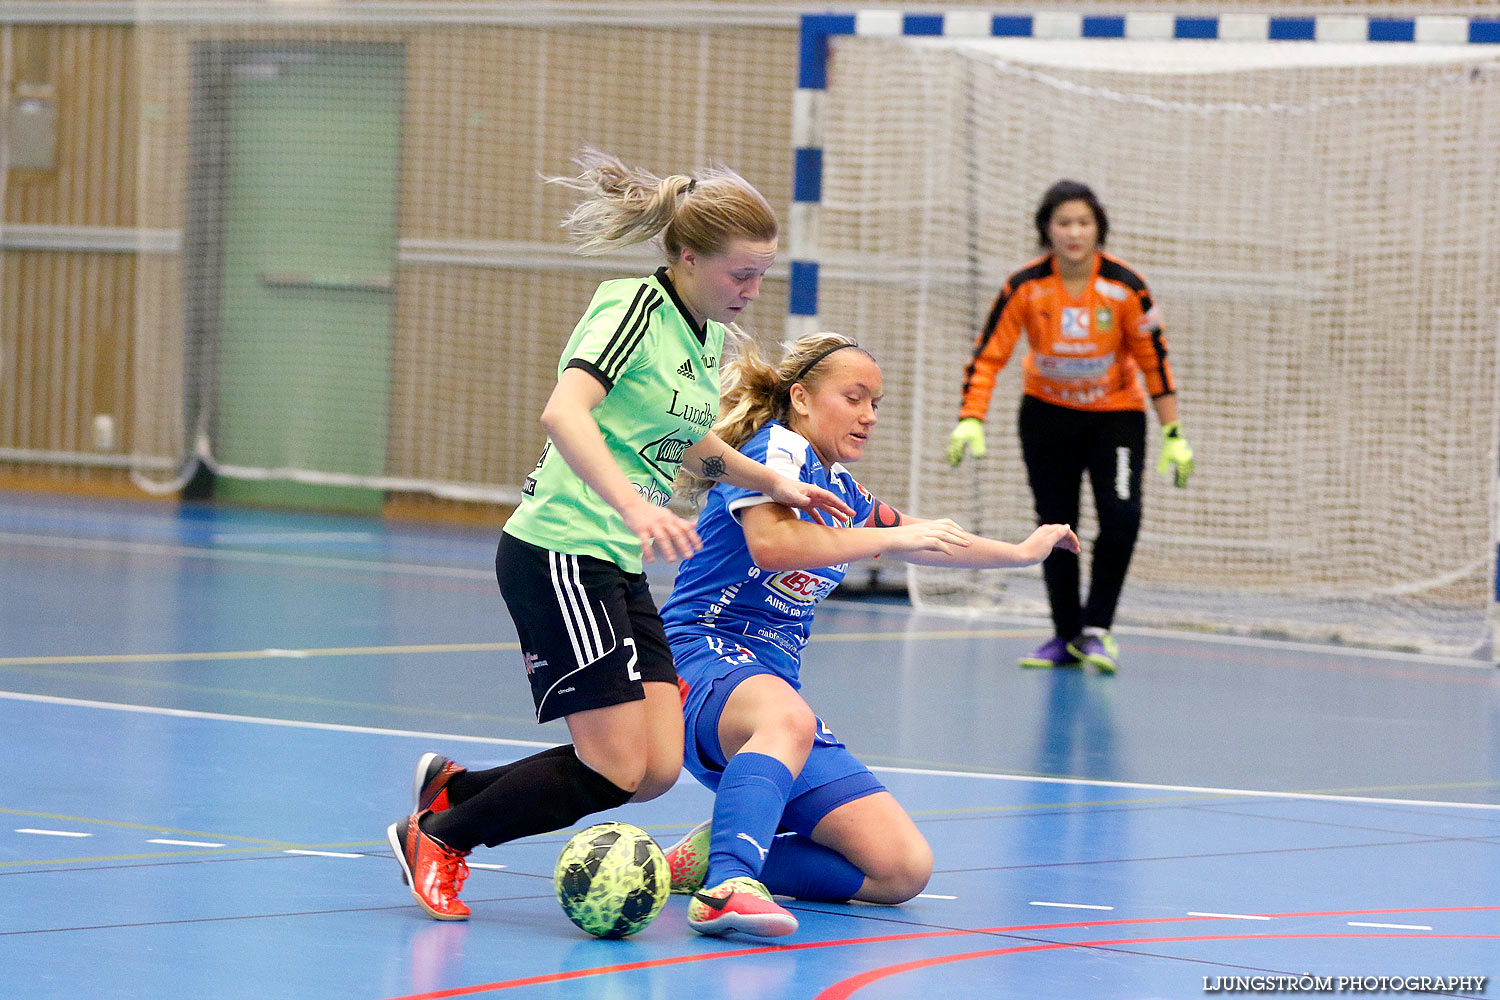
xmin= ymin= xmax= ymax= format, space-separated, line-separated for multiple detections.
xmin=791 ymin=11 xmax=1500 ymax=655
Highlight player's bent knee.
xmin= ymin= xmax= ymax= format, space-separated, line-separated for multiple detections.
xmin=771 ymin=701 xmax=818 ymax=747
xmin=631 ymin=764 xmax=681 ymax=803
xmin=864 ymin=869 xmax=931 ymax=905
xmin=858 ymin=843 xmax=934 ymax=904
xmin=892 ymin=858 xmax=935 ymax=903
xmin=580 ymin=754 xmax=647 ymax=796
xmin=740 ymin=701 xmax=817 ymax=760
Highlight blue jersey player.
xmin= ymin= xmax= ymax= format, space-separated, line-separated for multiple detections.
xmin=659 ymin=332 xmax=1078 ymax=937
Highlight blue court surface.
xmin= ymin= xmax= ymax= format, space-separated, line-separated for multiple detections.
xmin=1 ymin=490 xmax=1496 ymax=999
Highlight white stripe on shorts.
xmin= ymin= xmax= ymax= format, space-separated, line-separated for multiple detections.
xmin=547 ymin=552 xmax=613 ymax=667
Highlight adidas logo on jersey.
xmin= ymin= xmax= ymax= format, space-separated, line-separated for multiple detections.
xmin=678 ymin=359 xmax=696 ymax=380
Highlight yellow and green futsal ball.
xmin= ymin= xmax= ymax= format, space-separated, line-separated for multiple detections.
xmin=554 ymin=821 xmax=670 ymax=939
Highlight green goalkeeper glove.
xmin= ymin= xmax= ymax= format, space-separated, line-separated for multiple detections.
xmin=946 ymin=418 xmax=987 ymax=466
xmin=1157 ymin=421 xmax=1194 ymax=488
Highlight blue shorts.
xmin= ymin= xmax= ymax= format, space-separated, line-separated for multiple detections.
xmin=675 ymin=636 xmax=885 ymax=837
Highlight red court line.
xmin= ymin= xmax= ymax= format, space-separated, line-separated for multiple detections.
xmin=815 ymin=933 xmax=1500 ymax=1000
xmin=382 ymin=906 xmax=1499 ymax=1000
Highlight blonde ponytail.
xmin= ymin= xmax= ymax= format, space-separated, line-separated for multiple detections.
xmin=546 ymin=148 xmax=776 ymax=259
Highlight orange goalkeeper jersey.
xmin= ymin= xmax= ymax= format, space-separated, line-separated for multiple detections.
xmin=959 ymin=252 xmax=1175 ymax=418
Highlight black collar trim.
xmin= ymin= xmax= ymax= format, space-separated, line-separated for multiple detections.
xmin=655 ymin=266 xmax=708 ymax=345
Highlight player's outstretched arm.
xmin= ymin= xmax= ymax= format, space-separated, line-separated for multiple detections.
xmin=739 ymin=495 xmax=1073 ymax=573
xmin=738 ymin=503 xmax=969 ymax=572
xmin=869 ymin=498 xmax=1077 ymax=569
xmin=905 ymin=522 xmax=1078 ymax=569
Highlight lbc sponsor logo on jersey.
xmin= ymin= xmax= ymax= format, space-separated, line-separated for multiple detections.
xmin=766 ymin=568 xmax=839 ymax=605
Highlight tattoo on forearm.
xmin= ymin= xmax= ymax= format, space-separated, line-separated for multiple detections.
xmin=700 ymin=455 xmax=727 ymax=480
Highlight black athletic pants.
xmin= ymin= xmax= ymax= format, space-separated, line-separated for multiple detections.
xmin=1017 ymin=394 xmax=1145 ymax=639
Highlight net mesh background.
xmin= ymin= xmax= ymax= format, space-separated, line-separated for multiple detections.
xmin=813 ymin=36 xmax=1500 ymax=654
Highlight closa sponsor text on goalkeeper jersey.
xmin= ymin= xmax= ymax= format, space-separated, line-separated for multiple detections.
xmin=961 ymin=251 xmax=1175 ymax=415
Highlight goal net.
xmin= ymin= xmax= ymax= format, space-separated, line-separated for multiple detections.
xmin=811 ymin=36 xmax=1500 ymax=655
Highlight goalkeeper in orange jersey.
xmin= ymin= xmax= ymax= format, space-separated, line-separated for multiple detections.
xmin=946 ymin=179 xmax=1194 ymax=674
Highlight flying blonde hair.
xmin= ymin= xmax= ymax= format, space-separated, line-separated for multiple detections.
xmin=545 ymin=148 xmax=777 ymax=258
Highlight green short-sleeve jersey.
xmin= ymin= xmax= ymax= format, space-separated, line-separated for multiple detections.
xmin=504 ymin=267 xmax=725 ymax=573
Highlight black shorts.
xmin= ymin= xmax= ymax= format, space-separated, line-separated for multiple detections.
xmin=495 ymin=532 xmax=677 ymax=724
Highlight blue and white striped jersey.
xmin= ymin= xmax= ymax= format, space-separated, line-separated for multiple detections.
xmin=661 ymin=420 xmax=876 ymax=683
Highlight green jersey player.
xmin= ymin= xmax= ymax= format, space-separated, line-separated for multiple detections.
xmin=387 ymin=149 xmax=854 ymax=922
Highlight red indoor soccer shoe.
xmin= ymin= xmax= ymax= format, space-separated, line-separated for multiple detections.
xmin=387 ymin=814 xmax=471 ymax=921
xmin=688 ymin=877 xmax=798 ymax=938
xmin=412 ymin=752 xmax=465 ymax=814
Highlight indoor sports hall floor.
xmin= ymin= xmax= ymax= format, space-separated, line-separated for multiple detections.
xmin=1 ymin=489 xmax=1496 ymax=999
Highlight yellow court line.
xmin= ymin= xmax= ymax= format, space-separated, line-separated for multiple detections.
xmin=810 ymin=627 xmax=1045 ymax=643
xmin=0 ymin=809 xmax=400 ymax=868
xmin=0 ymin=807 xmax=304 ymax=847
xmin=1 ymin=846 xmax=304 ymax=868
xmin=905 ymin=788 xmax=1500 ymax=818
xmin=0 ymin=641 xmax=517 ymax=667
xmin=0 ymin=629 xmax=1047 ymax=668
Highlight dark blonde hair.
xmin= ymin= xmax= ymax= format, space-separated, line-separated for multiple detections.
xmin=677 ymin=329 xmax=875 ymax=506
xmin=546 ymin=148 xmax=777 ymax=258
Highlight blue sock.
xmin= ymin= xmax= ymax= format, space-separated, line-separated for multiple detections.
xmin=705 ymin=752 xmax=795 ymax=886
xmin=760 ymin=833 xmax=867 ymax=903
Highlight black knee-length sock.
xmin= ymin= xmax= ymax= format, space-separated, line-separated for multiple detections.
xmin=421 ymin=744 xmax=631 ymax=852
xmin=444 ymin=744 xmax=577 ymax=806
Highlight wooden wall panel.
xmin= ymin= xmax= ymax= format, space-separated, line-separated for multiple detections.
xmin=3 ymin=25 xmax=139 ymax=493
xmin=5 ymin=24 xmax=135 ymax=226
xmin=398 ymin=25 xmax=797 ymax=245
xmin=0 ymin=250 xmax=134 ymax=452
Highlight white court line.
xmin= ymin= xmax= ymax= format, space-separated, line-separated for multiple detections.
xmin=148 ymin=839 xmax=227 ymax=848
xmin=285 ymin=850 xmax=364 ymax=859
xmin=2 ymin=689 xmax=1497 ymax=812
xmin=1189 ymin=911 xmax=1272 ymax=921
xmin=0 ymin=531 xmax=492 ymax=581
xmin=868 ymin=763 xmax=1500 ymax=812
xmin=468 ymin=863 xmax=509 ymax=871
xmin=0 ymin=690 xmax=554 ymax=750
xmin=1030 ymin=901 xmax=1114 ymax=911
xmin=916 ymin=893 xmax=957 ymax=900
xmin=16 ymin=828 xmax=91 ymax=838
xmin=1348 ymin=921 xmax=1434 ymax=930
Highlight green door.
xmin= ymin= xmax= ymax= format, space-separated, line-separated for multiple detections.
xmin=215 ymin=45 xmax=402 ymax=513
